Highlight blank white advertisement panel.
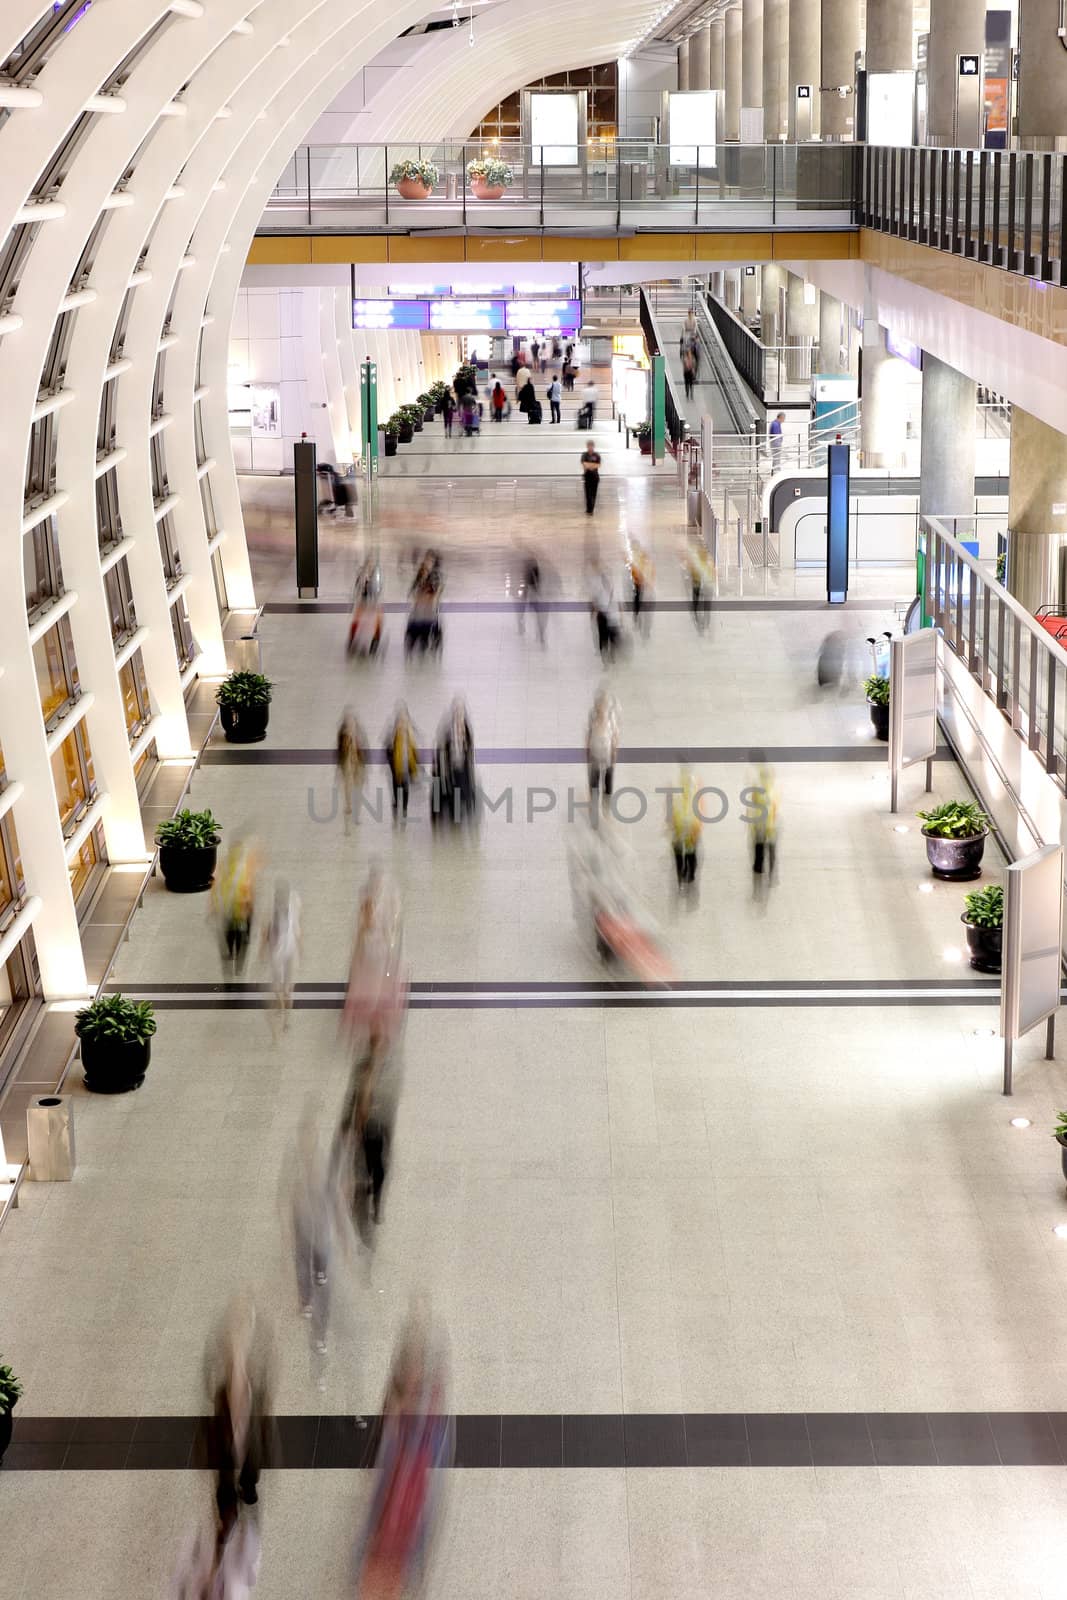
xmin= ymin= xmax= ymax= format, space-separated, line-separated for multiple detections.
xmin=1002 ymin=846 xmax=1064 ymax=1042
xmin=530 ymin=93 xmax=579 ymax=165
xmin=668 ymin=91 xmax=718 ymax=165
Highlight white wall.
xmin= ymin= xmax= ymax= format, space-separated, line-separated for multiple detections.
xmin=617 ymin=45 xmax=677 ymax=137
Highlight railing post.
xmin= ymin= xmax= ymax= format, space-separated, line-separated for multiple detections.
xmin=462 ymin=143 xmax=467 ymax=230
xmin=616 ymin=142 xmax=622 ymax=231
xmin=695 ymin=145 xmax=700 ymax=227
xmin=540 ymin=150 xmax=544 ymax=228
xmin=384 ymin=144 xmax=389 ymax=226
xmin=1022 ymin=152 xmax=1035 ymax=274
xmin=1040 ymin=151 xmax=1052 ymax=280
xmin=306 ymin=145 xmax=312 ymax=228
xmin=772 ymin=142 xmax=777 ymax=226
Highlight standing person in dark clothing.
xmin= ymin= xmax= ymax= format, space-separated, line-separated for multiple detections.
xmin=547 ymin=375 xmax=562 ymax=424
xmin=581 ymin=440 xmax=602 ymax=514
xmin=442 ymin=388 xmax=456 ymax=437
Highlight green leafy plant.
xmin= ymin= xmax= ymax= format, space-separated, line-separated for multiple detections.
xmin=1055 ymin=1110 xmax=1067 ymax=1143
xmin=916 ymin=800 xmax=990 ymax=839
xmin=429 ymin=380 xmax=449 ymax=401
xmin=963 ymin=883 xmax=1003 ymax=928
xmin=155 ymin=809 xmax=221 ymax=850
xmin=383 ymin=414 xmax=401 ymax=438
xmin=74 ymin=994 xmax=156 ymax=1048
xmin=389 ymin=158 xmax=439 ymax=189
xmin=864 ymin=674 xmax=889 ymax=707
xmin=467 ymin=156 xmax=514 ymax=187
xmin=632 ymin=423 xmax=652 ymax=440
xmin=398 ymin=404 xmax=424 ymax=425
xmin=996 ymin=550 xmax=1007 ymax=583
xmin=216 ymin=670 xmax=272 ymax=711
xmin=0 ymin=1362 xmax=21 ymax=1413
xmin=416 ymin=392 xmax=433 ymax=408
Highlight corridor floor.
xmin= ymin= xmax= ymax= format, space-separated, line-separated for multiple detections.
xmin=3 ymin=451 xmax=1067 ymax=1600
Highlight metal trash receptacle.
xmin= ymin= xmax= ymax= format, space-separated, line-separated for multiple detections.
xmin=230 ymin=634 xmax=261 ymax=674
xmin=446 ymin=173 xmax=459 ymax=200
xmin=686 ymin=487 xmax=701 ymax=527
xmin=26 ymin=1095 xmax=75 ymax=1182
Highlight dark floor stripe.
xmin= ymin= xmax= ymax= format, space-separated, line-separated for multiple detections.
xmin=200 ymin=745 xmax=950 ymax=766
xmin=5 ymin=1411 xmax=1064 ymax=1470
xmin=104 ymin=977 xmax=1000 ymax=995
xmin=261 ymin=599 xmax=885 ymax=615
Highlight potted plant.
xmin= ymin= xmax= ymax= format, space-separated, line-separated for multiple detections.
xmin=401 ymin=402 xmax=424 ymax=435
xmin=430 ymin=381 xmax=449 ymax=414
xmin=396 ymin=408 xmax=415 ymax=444
xmin=383 ymin=416 xmax=400 ymax=456
xmin=1054 ymin=1111 xmax=1067 ymax=1189
xmin=155 ymin=808 xmax=221 ymax=892
xmin=864 ymin=673 xmax=890 ymax=741
xmin=389 ymin=158 xmax=439 ymax=200
xmin=75 ymin=994 xmax=157 ymax=1094
xmin=0 ymin=1360 xmax=21 ymax=1462
xmin=961 ymin=883 xmax=1003 ymax=973
xmin=217 ymin=670 xmax=272 ymax=743
xmin=634 ymin=423 xmax=652 ymax=457
xmin=417 ymin=392 xmax=435 ymax=423
xmin=466 ymin=156 xmax=513 ymax=200
xmin=916 ymin=799 xmax=990 ymax=880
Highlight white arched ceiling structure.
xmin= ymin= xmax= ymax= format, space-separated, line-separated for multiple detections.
xmin=0 ymin=0 xmax=671 ymax=999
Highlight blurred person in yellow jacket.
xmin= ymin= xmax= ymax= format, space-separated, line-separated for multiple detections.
xmin=683 ymin=534 xmax=715 ymax=632
xmin=748 ymin=762 xmax=779 ymax=892
xmin=669 ymin=768 xmax=702 ymax=896
xmin=212 ymin=837 xmax=262 ymax=976
xmin=384 ymin=704 xmax=419 ymax=824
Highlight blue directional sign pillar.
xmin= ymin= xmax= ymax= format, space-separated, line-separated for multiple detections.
xmin=826 ymin=442 xmax=850 ymax=603
xmin=360 ymin=359 xmax=378 ymax=476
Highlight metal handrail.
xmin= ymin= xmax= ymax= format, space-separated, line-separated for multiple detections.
xmin=923 ymin=515 xmax=1067 ymax=783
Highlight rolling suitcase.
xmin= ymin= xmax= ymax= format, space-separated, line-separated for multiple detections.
xmin=577 ymin=402 xmax=593 ymax=430
xmin=528 ymin=400 xmax=543 ymax=424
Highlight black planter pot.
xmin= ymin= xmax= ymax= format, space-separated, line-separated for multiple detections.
xmin=0 ymin=1405 xmax=13 ymax=1463
xmin=383 ymin=435 xmax=398 ymax=456
xmin=1057 ymin=1135 xmax=1067 ymax=1190
xmin=398 ymin=424 xmax=414 ymax=444
xmin=413 ymin=415 xmax=424 ymax=432
xmin=434 ymin=399 xmax=444 ymax=415
xmin=80 ymin=1035 xmax=151 ymax=1094
xmin=867 ymin=698 xmax=890 ymax=741
xmin=158 ymin=841 xmax=218 ymax=893
xmin=423 ymin=406 xmax=435 ymax=423
xmin=962 ymin=914 xmax=1002 ymax=973
xmin=220 ymin=701 xmax=269 ymax=744
xmin=923 ymin=828 xmax=988 ymax=881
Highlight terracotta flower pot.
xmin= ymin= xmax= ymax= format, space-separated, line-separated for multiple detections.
xmin=470 ymin=179 xmax=505 ymax=200
xmin=396 ymin=178 xmax=432 ymax=199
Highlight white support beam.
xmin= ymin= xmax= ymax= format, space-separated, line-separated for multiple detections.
xmin=0 ymin=897 xmax=42 ymax=971
xmin=196 ymin=457 xmax=216 ymax=479
xmin=14 ymin=199 xmax=67 ymax=223
xmin=0 ymin=781 xmax=25 ymax=826
xmin=128 ymin=269 xmax=152 ymax=287
xmin=166 ymin=573 xmax=193 ymax=605
xmin=63 ymin=793 xmax=110 ymax=864
xmin=101 ymin=191 xmax=136 ymax=210
xmin=100 ymin=538 xmax=136 ymax=576
xmin=169 ymin=0 xmax=206 ymax=15
xmin=94 ymin=448 xmax=127 ymax=479
xmin=27 ymin=591 xmax=78 ymax=647
xmin=0 ymin=85 xmax=43 ymax=109
xmin=129 ymin=715 xmax=164 ymax=762
xmin=114 ymin=625 xmax=149 ymax=671
xmin=0 ymin=313 xmax=24 ymax=336
xmin=153 ymin=493 xmax=180 ymax=522
xmin=148 ymin=413 xmax=173 ymax=437
xmin=61 ymin=288 xmax=98 ymax=312
xmin=22 ymin=490 xmax=70 ymax=535
xmin=179 ymin=656 xmax=200 ymax=690
xmin=157 ymin=332 xmax=179 ymax=352
xmin=44 ymin=692 xmax=96 ymax=757
xmin=104 ymin=357 xmax=133 ymax=381
xmin=31 ymin=389 xmax=74 ymax=422
xmin=84 ymin=94 xmax=127 ymax=114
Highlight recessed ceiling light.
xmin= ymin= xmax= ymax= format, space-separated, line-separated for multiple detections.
xmin=1010 ymin=1117 xmax=1031 ymax=1128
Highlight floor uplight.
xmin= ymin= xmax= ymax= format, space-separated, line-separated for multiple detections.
xmin=894 ymin=824 xmax=909 ymax=833
xmin=1053 ymin=1224 xmax=1067 ymax=1239
xmin=1010 ymin=1117 xmax=1031 ymax=1129
xmin=943 ymin=947 xmax=963 ymax=963
xmin=917 ymin=882 xmax=934 ymax=894
xmin=973 ymin=1027 xmax=995 ymax=1038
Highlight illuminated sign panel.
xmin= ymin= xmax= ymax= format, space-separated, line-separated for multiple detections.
xmin=505 ymin=299 xmax=582 ymax=332
xmin=352 ymin=300 xmax=429 ymax=330
xmin=428 ymin=300 xmax=506 ymax=331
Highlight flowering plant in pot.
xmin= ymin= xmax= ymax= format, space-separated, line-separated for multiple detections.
xmin=466 ymin=156 xmax=513 ymax=199
xmin=395 ymin=408 xmax=415 ymax=443
xmin=0 ymin=1360 xmax=22 ymax=1462
xmin=217 ymin=670 xmax=272 ymax=744
xmin=399 ymin=402 xmax=425 ymax=435
xmin=155 ymin=808 xmax=221 ymax=893
xmin=961 ymin=883 xmax=1002 ymax=973
xmin=864 ymin=673 xmax=889 ymax=741
xmin=75 ymin=994 xmax=157 ymax=1094
xmin=389 ymin=158 xmax=439 ymax=199
xmin=916 ymin=799 xmax=990 ymax=880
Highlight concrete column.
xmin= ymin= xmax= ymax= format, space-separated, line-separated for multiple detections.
xmin=919 ymin=354 xmax=977 ymax=534
xmin=760 ymin=262 xmax=787 ymax=345
xmin=690 ymin=25 xmax=711 ymax=89
xmin=865 ymin=0 xmax=913 ymax=74
xmin=860 ymin=323 xmax=910 ymax=467
xmin=786 ymin=272 xmax=818 ymax=382
xmin=1017 ymin=0 xmax=1067 ymax=145
xmin=709 ymin=19 xmax=726 ymax=92
xmin=724 ymin=269 xmax=741 ymax=310
xmin=788 ymin=0 xmax=821 ymax=138
xmin=742 ymin=0 xmax=764 ymax=130
xmin=821 ymin=0 xmax=861 ymax=139
xmin=927 ymin=0 xmax=986 ymax=143
xmin=678 ymin=38 xmax=690 ymax=90
xmin=725 ymin=6 xmax=743 ymax=139
xmin=1007 ymin=407 xmax=1067 ymax=609
xmin=818 ymin=292 xmax=846 ymax=373
xmin=741 ymin=267 xmax=760 ymax=319
xmin=762 ymin=0 xmax=788 ymax=140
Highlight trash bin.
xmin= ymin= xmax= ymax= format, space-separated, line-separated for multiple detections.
xmin=230 ymin=634 xmax=261 ymax=674
xmin=686 ymin=487 xmax=701 ymax=527
xmin=26 ymin=1095 xmax=75 ymax=1182
xmin=446 ymin=172 xmax=459 ymax=200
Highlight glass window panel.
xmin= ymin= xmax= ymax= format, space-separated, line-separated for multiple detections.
xmin=95 ymin=468 xmax=122 ymax=550
xmin=33 ymin=616 xmax=78 ymax=720
xmin=0 ymin=830 xmax=12 ymax=919
xmin=118 ymin=650 xmax=150 ymax=736
xmin=199 ymin=474 xmax=217 ymax=536
xmin=104 ymin=558 xmax=136 ymax=642
xmin=171 ymin=595 xmax=194 ymax=668
xmin=51 ymin=728 xmax=88 ymax=827
xmin=24 ymin=518 xmax=62 ymax=614
xmin=68 ymin=828 xmax=98 ymax=900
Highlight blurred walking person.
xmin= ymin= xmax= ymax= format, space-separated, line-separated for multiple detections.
xmin=629 ymin=542 xmax=654 ymax=638
xmin=589 ymin=566 xmax=621 ymax=662
xmin=748 ymin=761 xmax=780 ymax=896
xmin=204 ymin=1297 xmax=274 ymax=1545
xmin=336 ymin=1037 xmax=399 ymax=1250
xmin=516 ymin=550 xmax=546 ymax=643
xmin=683 ymin=534 xmax=715 ymax=631
xmin=586 ymin=687 xmax=619 ymax=820
xmin=384 ymin=705 xmax=419 ymax=822
xmin=261 ymin=881 xmax=301 ymax=1034
xmin=682 ymin=345 xmax=696 ymax=400
xmin=285 ymin=1113 xmax=337 ymax=1386
xmin=669 ymin=769 xmax=702 ymax=899
xmin=212 ymin=838 xmax=260 ymax=977
xmin=337 ymin=708 xmax=368 ymax=833
xmin=343 ymin=868 xmax=409 ymax=1058
xmin=351 ymin=1316 xmax=455 ymax=1599
xmin=580 ymin=440 xmax=602 ymax=515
